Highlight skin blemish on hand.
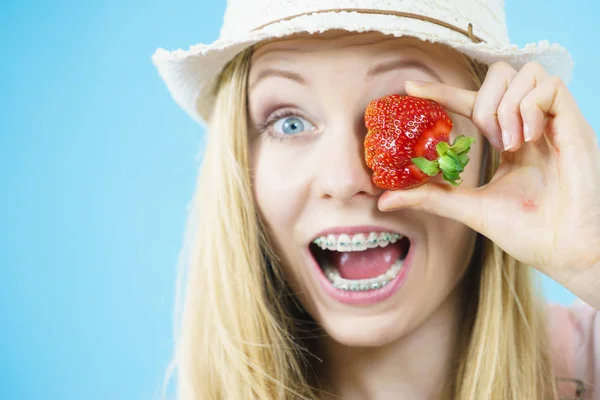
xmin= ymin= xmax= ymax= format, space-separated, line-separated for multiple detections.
xmin=520 ymin=196 xmax=538 ymax=213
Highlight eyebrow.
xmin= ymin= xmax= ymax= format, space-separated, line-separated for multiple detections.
xmin=367 ymin=59 xmax=444 ymax=83
xmin=249 ymin=68 xmax=307 ymax=91
xmin=248 ymin=58 xmax=444 ymax=91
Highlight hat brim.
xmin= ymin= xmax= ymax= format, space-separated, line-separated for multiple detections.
xmin=152 ymin=11 xmax=573 ymax=127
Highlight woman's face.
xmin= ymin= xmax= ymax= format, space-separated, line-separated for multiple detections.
xmin=247 ymin=31 xmax=484 ymax=346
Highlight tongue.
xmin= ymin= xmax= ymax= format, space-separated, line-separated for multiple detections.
xmin=330 ymin=243 xmax=402 ymax=280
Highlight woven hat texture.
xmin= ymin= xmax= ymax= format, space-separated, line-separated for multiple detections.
xmin=152 ymin=0 xmax=573 ymax=126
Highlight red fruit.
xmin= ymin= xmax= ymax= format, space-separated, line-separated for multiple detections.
xmin=364 ymin=94 xmax=475 ymax=190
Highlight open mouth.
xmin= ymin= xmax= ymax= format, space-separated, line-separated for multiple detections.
xmin=309 ymin=232 xmax=410 ymax=292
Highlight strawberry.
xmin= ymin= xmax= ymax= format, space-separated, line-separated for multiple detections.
xmin=364 ymin=94 xmax=475 ymax=190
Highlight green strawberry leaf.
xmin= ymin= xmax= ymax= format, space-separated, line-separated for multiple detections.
xmin=445 ymin=169 xmax=457 ymax=179
xmin=434 ymin=135 xmax=475 ymax=186
xmin=411 ymin=157 xmax=440 ymax=176
xmin=445 ymin=177 xmax=462 ymax=186
xmin=413 ymin=136 xmax=475 ymax=186
xmin=449 ymin=135 xmax=476 ymax=155
xmin=436 ymin=142 xmax=450 ymax=157
xmin=442 ymin=170 xmax=460 ymax=183
xmin=445 ymin=151 xmax=464 ymax=172
xmin=438 ymin=155 xmax=459 ymax=173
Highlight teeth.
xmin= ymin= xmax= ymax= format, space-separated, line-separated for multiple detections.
xmin=336 ymin=234 xmax=351 ymax=252
xmin=367 ymin=232 xmax=379 ymax=249
xmin=352 ymin=233 xmax=367 ymax=251
xmin=313 ymin=232 xmax=402 ymax=252
xmin=378 ymin=232 xmax=390 ymax=248
xmin=323 ymin=257 xmax=404 ymax=291
xmin=326 ymin=234 xmax=336 ymax=251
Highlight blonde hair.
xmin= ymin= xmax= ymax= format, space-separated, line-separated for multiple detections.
xmin=163 ymin=46 xmax=560 ymax=399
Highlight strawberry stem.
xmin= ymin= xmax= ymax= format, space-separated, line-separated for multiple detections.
xmin=411 ymin=135 xmax=475 ymax=186
xmin=411 ymin=157 xmax=440 ymax=176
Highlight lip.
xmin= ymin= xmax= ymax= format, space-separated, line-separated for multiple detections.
xmin=307 ymin=229 xmax=415 ymax=306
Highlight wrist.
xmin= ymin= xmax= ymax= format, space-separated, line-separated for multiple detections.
xmin=557 ymin=257 xmax=600 ymax=310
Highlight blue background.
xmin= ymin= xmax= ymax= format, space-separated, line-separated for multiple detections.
xmin=1 ymin=1 xmax=598 ymax=399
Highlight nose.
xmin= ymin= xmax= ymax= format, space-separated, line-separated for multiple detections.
xmin=316 ymin=117 xmax=383 ymax=202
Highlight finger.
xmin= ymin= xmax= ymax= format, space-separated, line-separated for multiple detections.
xmin=520 ymin=75 xmax=592 ymax=150
xmin=378 ymin=182 xmax=486 ymax=234
xmin=519 ymin=89 xmax=546 ymax=144
xmin=497 ymin=62 xmax=549 ymax=151
xmin=406 ymin=62 xmax=517 ymax=152
xmin=405 ymin=80 xmax=476 ymax=118
xmin=472 ymin=62 xmax=518 ymax=152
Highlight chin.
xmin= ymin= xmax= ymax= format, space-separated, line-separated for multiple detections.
xmin=316 ymin=309 xmax=415 ymax=347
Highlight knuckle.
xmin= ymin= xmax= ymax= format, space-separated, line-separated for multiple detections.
xmin=548 ymin=75 xmax=565 ymax=89
xmin=497 ymin=101 xmax=516 ymax=122
xmin=472 ymin=106 xmax=492 ymax=128
xmin=522 ymin=61 xmax=545 ymax=74
xmin=437 ymin=84 xmax=452 ymax=100
xmin=519 ymin=99 xmax=532 ymax=115
xmin=497 ymin=105 xmax=508 ymax=122
xmin=519 ymin=95 xmax=536 ymax=113
xmin=489 ymin=61 xmax=516 ymax=76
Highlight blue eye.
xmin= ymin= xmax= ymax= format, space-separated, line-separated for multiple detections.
xmin=273 ymin=116 xmax=314 ymax=135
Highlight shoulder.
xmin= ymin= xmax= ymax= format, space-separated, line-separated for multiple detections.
xmin=548 ymin=300 xmax=599 ymax=399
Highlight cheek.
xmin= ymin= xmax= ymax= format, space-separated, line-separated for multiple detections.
xmin=250 ymin=139 xmax=313 ymax=248
xmin=428 ymin=219 xmax=476 ymax=279
xmin=401 ymin=215 xmax=475 ymax=331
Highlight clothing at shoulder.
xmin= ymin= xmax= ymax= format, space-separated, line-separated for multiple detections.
xmin=550 ymin=299 xmax=599 ymax=400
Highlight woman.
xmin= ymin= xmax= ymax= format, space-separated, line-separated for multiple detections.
xmin=153 ymin=1 xmax=600 ymax=399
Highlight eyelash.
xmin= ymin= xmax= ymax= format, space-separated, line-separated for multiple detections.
xmin=256 ymin=109 xmax=316 ymax=140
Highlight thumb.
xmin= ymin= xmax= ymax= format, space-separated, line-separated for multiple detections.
xmin=378 ymin=182 xmax=484 ymax=232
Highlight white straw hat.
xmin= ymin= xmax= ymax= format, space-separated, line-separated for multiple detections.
xmin=152 ymin=0 xmax=573 ymax=126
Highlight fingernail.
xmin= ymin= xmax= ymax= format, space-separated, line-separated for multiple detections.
xmin=523 ymin=124 xmax=532 ymax=142
xmin=406 ymin=80 xmax=428 ymax=87
xmin=502 ymin=130 xmax=513 ymax=151
xmin=379 ymin=200 xmax=394 ymax=212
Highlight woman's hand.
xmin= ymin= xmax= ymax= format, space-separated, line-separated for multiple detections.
xmin=378 ymin=61 xmax=600 ymax=307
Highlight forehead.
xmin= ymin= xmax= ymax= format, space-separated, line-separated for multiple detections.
xmin=251 ymin=30 xmax=462 ymax=67
xmin=247 ymin=31 xmax=473 ymax=93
